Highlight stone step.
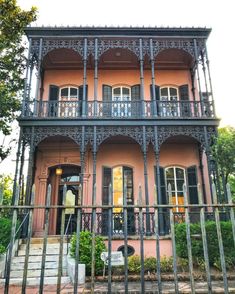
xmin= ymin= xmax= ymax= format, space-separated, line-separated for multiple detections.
xmin=11 ymin=260 xmax=67 ymax=270
xmin=17 ymin=247 xmax=68 ymax=256
xmin=19 ymin=243 xmax=69 ymax=250
xmin=21 ymin=236 xmax=68 ymax=244
xmin=12 ymin=255 xmax=67 ymax=263
xmin=10 ymin=268 xmax=67 ymax=278
xmin=0 ymin=276 xmax=71 ymax=286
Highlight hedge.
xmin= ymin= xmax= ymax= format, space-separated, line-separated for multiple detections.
xmin=175 ymin=221 xmax=235 ymax=268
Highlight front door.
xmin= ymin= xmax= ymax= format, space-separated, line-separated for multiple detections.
xmin=112 ymin=87 xmax=131 ymax=117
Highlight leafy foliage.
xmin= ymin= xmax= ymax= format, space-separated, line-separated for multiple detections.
xmin=175 ymin=221 xmax=235 ymax=270
xmin=0 ymin=0 xmax=37 ymax=162
xmin=0 ymin=217 xmax=13 ymax=253
xmin=70 ymin=231 xmax=106 ymax=275
xmin=212 ymin=127 xmax=235 ymax=200
xmin=0 ymin=175 xmax=13 ymax=217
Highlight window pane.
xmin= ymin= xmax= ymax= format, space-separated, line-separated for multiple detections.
xmin=161 ymin=88 xmax=168 ymax=96
xmin=113 ymin=88 xmax=121 ymax=95
xmin=70 ymin=87 xmax=78 ymax=97
xmin=122 ymin=87 xmax=130 ymax=95
xmin=170 ymin=88 xmax=177 ymax=96
xmin=166 ymin=168 xmax=174 ymax=179
xmin=177 ymin=180 xmax=184 ymax=191
xmin=166 ymin=179 xmax=175 ymax=190
xmin=61 ymin=88 xmax=68 ymax=97
xmin=176 ymin=168 xmax=184 ymax=179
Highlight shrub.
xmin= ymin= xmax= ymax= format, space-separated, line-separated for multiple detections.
xmin=160 ymin=256 xmax=173 ymax=272
xmin=70 ymin=231 xmax=106 ymax=275
xmin=175 ymin=221 xmax=235 ymax=269
xmin=0 ymin=217 xmax=13 ymax=249
xmin=0 ymin=244 xmax=5 ymax=255
xmin=144 ymin=257 xmax=156 ymax=273
xmin=128 ymin=255 xmax=141 ymax=273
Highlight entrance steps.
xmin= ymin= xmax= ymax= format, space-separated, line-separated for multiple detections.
xmin=0 ymin=237 xmax=71 ymax=286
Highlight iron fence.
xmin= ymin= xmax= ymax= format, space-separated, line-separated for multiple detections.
xmin=0 ymin=183 xmax=234 ymax=293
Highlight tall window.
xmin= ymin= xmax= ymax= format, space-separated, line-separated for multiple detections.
xmin=160 ymin=86 xmax=179 ymax=117
xmin=165 ymin=166 xmax=185 ymax=212
xmin=112 ymin=86 xmax=131 ymax=117
xmin=102 ymin=166 xmax=134 ymax=234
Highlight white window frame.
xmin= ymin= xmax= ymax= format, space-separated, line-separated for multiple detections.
xmin=112 ymin=86 xmax=131 ymax=117
xmin=160 ymin=86 xmax=179 ymax=117
xmin=59 ymin=86 xmax=79 ymax=117
xmin=165 ymin=166 xmax=186 ymax=212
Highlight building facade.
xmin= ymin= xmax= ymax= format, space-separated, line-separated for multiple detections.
xmin=17 ymin=26 xmax=219 ymax=256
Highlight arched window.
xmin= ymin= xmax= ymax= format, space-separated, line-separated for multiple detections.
xmin=160 ymin=86 xmax=178 ymax=101
xmin=60 ymin=86 xmax=78 ymax=100
xmin=165 ymin=166 xmax=185 ymax=212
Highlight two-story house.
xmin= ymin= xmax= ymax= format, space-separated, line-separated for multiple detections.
xmin=18 ymin=26 xmax=219 ymax=256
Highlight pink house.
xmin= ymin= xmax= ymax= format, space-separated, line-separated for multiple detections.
xmin=18 ymin=26 xmax=219 ymax=256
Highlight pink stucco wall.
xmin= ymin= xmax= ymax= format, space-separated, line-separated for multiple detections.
xmin=41 ymin=69 xmax=195 ymax=101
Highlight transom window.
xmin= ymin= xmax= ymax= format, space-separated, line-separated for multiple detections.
xmin=112 ymin=86 xmax=131 ymax=102
xmin=165 ymin=167 xmax=185 ymax=212
xmin=60 ymin=87 xmax=78 ymax=100
xmin=160 ymin=87 xmax=178 ymax=101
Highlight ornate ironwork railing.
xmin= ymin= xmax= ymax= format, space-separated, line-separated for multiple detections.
xmin=21 ymin=99 xmax=215 ymax=119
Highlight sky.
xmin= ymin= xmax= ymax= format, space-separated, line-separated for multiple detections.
xmin=0 ymin=0 xmax=235 ymax=176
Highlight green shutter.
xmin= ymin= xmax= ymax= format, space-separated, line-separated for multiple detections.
xmin=78 ymin=85 xmax=88 ymax=115
xmin=102 ymin=166 xmax=112 ymax=235
xmin=102 ymin=85 xmax=112 ymax=116
xmin=131 ymin=84 xmax=140 ymax=101
xmin=150 ymin=85 xmax=160 ymax=101
xmin=49 ymin=85 xmax=59 ymax=101
xmin=179 ymin=84 xmax=189 ymax=101
xmin=187 ymin=165 xmax=198 ymax=204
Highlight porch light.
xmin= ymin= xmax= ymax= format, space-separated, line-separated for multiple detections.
xmin=56 ymin=166 xmax=63 ymax=176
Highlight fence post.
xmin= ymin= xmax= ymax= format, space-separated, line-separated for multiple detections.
xmin=57 ymin=184 xmax=67 ymax=293
xmin=168 ymin=183 xmax=178 ymax=294
xmin=123 ymin=182 xmax=129 ymax=293
xmin=39 ymin=184 xmax=51 ymax=294
xmin=183 ymin=184 xmax=195 ymax=294
xmin=154 ymin=184 xmax=162 ymax=292
xmin=107 ymin=183 xmax=112 ymax=293
xmin=91 ymin=183 xmax=97 ymax=293
xmin=22 ymin=185 xmax=35 ymax=294
xmin=138 ymin=184 xmax=145 ymax=293
xmin=198 ymin=183 xmax=212 ymax=293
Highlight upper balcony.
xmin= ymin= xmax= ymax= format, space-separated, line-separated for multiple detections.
xmin=19 ymin=26 xmax=218 ymax=124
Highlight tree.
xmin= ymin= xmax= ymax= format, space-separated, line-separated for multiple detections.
xmin=212 ymin=126 xmax=235 ymax=200
xmin=0 ymin=174 xmax=13 ymax=217
xmin=0 ymin=0 xmax=37 ymax=162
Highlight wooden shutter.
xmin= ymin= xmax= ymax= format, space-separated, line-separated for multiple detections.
xmin=187 ymin=165 xmax=198 ymax=204
xmin=150 ymin=85 xmax=160 ymax=115
xmin=102 ymin=85 xmax=112 ymax=116
xmin=49 ymin=85 xmax=59 ymax=101
xmin=179 ymin=85 xmax=189 ymax=101
xmin=78 ymin=85 xmax=88 ymax=115
xmin=131 ymin=85 xmax=140 ymax=101
xmin=102 ymin=166 xmax=112 ymax=235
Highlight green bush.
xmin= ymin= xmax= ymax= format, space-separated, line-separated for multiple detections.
xmin=144 ymin=257 xmax=156 ymax=273
xmin=175 ymin=221 xmax=235 ymax=269
xmin=128 ymin=255 xmax=141 ymax=273
xmin=0 ymin=244 xmax=5 ymax=255
xmin=0 ymin=217 xmax=13 ymax=251
xmin=70 ymin=231 xmax=106 ymax=275
xmin=160 ymin=256 xmax=173 ymax=272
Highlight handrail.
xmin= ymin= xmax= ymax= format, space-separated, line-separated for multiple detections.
xmin=4 ymin=211 xmax=30 ymax=278
xmin=64 ymin=214 xmax=72 ymax=254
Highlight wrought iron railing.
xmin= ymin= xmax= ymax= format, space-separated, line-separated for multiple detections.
xmin=21 ymin=99 xmax=215 ymax=119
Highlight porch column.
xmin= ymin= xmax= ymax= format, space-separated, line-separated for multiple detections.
xmin=25 ymin=127 xmax=35 ymax=206
xmin=139 ymin=39 xmax=145 ymax=117
xmin=33 ymin=38 xmax=43 ymax=116
xmin=22 ymin=38 xmax=32 ymax=115
xmin=142 ymin=126 xmax=151 ymax=235
xmin=94 ymin=38 xmax=98 ymax=116
xmin=92 ymin=126 xmax=97 ymax=204
xmin=82 ymin=38 xmax=88 ymax=118
xmin=153 ymin=126 xmax=165 ymax=235
xmin=198 ymin=145 xmax=207 ymax=204
xmin=203 ymin=126 xmax=213 ymax=203
xmin=205 ymin=44 xmax=216 ymax=116
xmin=18 ymin=140 xmax=26 ymax=206
xmin=80 ymin=126 xmax=86 ymax=205
xmin=150 ymin=39 xmax=157 ymax=116
xmin=193 ymin=39 xmax=204 ymax=116
xmin=11 ymin=130 xmax=23 ymax=205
